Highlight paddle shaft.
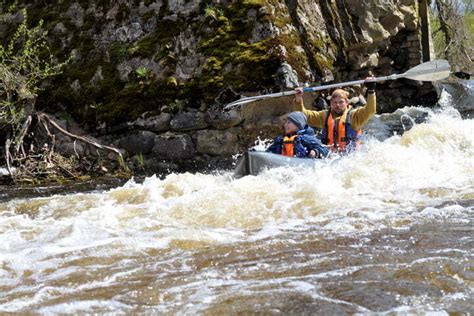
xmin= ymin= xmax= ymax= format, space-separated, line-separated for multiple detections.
xmin=224 ymin=60 xmax=450 ymax=110
xmin=224 ymin=75 xmax=399 ymax=109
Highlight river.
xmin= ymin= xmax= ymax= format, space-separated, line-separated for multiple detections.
xmin=0 ymin=82 xmax=473 ymax=314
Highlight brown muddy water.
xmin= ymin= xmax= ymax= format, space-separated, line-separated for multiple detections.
xmin=0 ymin=104 xmax=473 ymax=314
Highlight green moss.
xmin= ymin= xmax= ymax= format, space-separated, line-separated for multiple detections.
xmin=128 ymin=34 xmax=157 ymax=58
xmin=109 ymin=42 xmax=129 ymax=63
xmin=183 ymin=0 xmax=281 ymax=104
xmin=27 ymin=0 xmax=297 ymax=125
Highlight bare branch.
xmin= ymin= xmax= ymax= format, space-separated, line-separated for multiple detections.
xmin=38 ymin=113 xmax=123 ymax=158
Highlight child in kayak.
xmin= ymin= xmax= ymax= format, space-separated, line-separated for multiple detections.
xmin=266 ymin=111 xmax=329 ymax=158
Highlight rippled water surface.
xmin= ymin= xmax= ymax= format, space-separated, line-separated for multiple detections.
xmin=0 ymin=101 xmax=473 ymax=313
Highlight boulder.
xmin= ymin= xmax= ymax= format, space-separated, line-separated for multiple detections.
xmin=152 ymin=132 xmax=195 ymax=160
xmin=118 ymin=131 xmax=156 ymax=155
xmin=132 ymin=113 xmax=171 ymax=132
xmin=170 ymin=110 xmax=208 ymax=131
xmin=195 ymin=128 xmax=241 ymax=156
xmin=275 ymin=62 xmax=299 ymax=90
xmin=206 ymin=108 xmax=243 ymax=130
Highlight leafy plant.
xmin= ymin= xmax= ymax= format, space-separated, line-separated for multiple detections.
xmin=204 ymin=6 xmax=224 ymax=23
xmin=0 ymin=8 xmax=72 ymax=133
xmin=0 ymin=7 xmax=73 ymax=177
xmin=135 ymin=153 xmax=145 ymax=171
xmin=135 ymin=66 xmax=150 ymax=79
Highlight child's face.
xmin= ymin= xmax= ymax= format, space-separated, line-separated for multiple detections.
xmin=284 ymin=119 xmax=298 ymax=134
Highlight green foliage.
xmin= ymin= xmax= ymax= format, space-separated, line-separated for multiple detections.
xmin=204 ymin=5 xmax=224 ymax=22
xmin=135 ymin=153 xmax=145 ymax=170
xmin=135 ymin=66 xmax=150 ymax=79
xmin=117 ymin=154 xmax=131 ymax=174
xmin=0 ymin=8 xmax=71 ymax=131
xmin=430 ymin=1 xmax=473 ymax=71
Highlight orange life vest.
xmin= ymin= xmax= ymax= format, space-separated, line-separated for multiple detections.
xmin=324 ymin=108 xmax=361 ymax=152
xmin=282 ymin=135 xmax=298 ymax=157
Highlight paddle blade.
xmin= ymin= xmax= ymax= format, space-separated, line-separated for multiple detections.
xmin=403 ymin=59 xmax=451 ymax=81
xmin=224 ymin=98 xmax=260 ymax=110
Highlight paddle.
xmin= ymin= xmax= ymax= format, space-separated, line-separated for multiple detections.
xmin=224 ymin=59 xmax=451 ymax=110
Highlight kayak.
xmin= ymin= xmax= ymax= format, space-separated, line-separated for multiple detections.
xmin=233 ymin=151 xmax=321 ymax=178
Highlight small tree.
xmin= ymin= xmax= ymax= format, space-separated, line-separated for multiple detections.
xmin=0 ymin=8 xmax=73 ymax=174
xmin=430 ymin=0 xmax=473 ymax=72
xmin=1 ymin=8 xmax=70 ymax=126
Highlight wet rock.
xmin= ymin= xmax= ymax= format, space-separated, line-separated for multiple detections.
xmin=132 ymin=113 xmax=171 ymax=132
xmin=118 ymin=131 xmax=156 ymax=155
xmin=170 ymin=111 xmax=208 ymax=131
xmin=143 ymin=157 xmax=180 ymax=174
xmin=365 ymin=106 xmax=430 ymax=140
xmin=195 ymin=128 xmax=241 ymax=156
xmin=206 ymin=108 xmax=243 ymax=130
xmin=436 ymin=80 xmax=474 ymax=118
xmin=152 ymin=132 xmax=195 ymax=159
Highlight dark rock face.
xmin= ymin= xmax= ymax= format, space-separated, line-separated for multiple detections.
xmin=1 ymin=0 xmax=431 ymax=124
xmin=0 ymin=0 xmax=439 ymax=174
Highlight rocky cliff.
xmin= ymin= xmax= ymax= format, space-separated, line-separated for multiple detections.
xmin=0 ymin=0 xmax=439 ymax=173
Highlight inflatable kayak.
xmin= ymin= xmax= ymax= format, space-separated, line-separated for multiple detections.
xmin=233 ymin=151 xmax=321 ymax=178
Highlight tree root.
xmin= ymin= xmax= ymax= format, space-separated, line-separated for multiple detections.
xmin=5 ymin=137 xmax=13 ymax=176
xmin=3 ymin=112 xmax=125 ymax=183
xmin=14 ymin=115 xmax=32 ymax=158
xmin=38 ymin=112 xmax=123 ymax=158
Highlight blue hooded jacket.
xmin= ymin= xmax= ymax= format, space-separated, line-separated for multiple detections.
xmin=266 ymin=125 xmax=329 ymax=158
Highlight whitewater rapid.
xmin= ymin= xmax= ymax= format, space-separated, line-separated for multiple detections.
xmin=0 ymin=99 xmax=472 ymax=313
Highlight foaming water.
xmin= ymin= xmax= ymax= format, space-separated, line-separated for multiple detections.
xmin=0 ymin=104 xmax=473 ymax=313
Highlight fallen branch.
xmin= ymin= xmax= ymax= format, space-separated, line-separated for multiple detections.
xmin=38 ymin=112 xmax=123 ymax=158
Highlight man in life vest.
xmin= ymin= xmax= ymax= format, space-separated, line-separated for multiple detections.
xmin=294 ymin=79 xmax=376 ymax=153
xmin=266 ymin=111 xmax=329 ymax=158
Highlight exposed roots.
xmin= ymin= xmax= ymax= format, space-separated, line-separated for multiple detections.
xmin=2 ymin=112 xmax=125 ymax=184
xmin=38 ymin=113 xmax=123 ymax=157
